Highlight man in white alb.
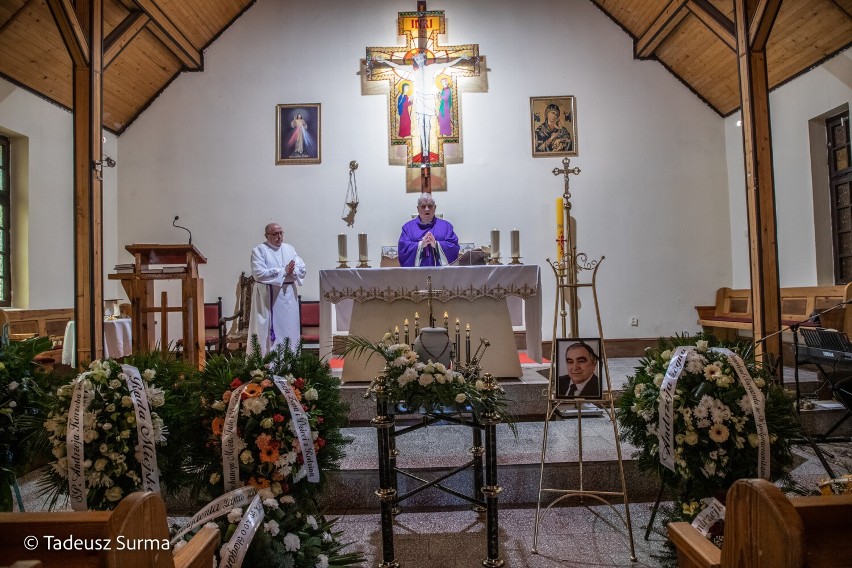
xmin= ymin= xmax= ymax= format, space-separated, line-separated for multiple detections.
xmin=247 ymin=223 xmax=306 ymax=355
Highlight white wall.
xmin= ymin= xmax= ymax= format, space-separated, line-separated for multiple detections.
xmin=116 ymin=0 xmax=730 ymax=342
xmin=726 ymin=49 xmax=852 ymax=288
xmin=0 ymin=79 xmax=121 ymax=308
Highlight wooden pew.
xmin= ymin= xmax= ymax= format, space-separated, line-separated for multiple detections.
xmin=2 ymin=308 xmax=74 ymax=345
xmin=668 ymin=478 xmax=852 ymax=568
xmin=695 ymin=284 xmax=852 ymax=339
xmin=0 ymin=492 xmax=218 ymax=568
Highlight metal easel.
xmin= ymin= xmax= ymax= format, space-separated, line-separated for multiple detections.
xmin=531 ymin=158 xmax=636 ymax=561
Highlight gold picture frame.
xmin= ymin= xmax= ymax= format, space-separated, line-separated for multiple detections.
xmin=276 ymin=103 xmax=321 ymax=165
xmin=530 ymin=96 xmax=577 ymax=158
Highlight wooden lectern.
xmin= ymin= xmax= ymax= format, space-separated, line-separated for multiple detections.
xmin=108 ymin=244 xmax=207 ymax=368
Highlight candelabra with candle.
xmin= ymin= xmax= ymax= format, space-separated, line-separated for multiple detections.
xmin=404 ymin=319 xmax=410 ymax=345
xmin=488 ymin=229 xmax=502 ymax=265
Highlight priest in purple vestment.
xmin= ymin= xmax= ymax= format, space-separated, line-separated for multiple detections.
xmin=398 ymin=193 xmax=460 ymax=267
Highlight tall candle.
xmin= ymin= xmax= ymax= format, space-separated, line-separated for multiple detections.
xmin=511 ymin=229 xmax=520 ymax=258
xmin=465 ymin=323 xmax=471 ymax=364
xmin=443 ymin=311 xmax=449 ymax=328
xmin=358 ymin=233 xmax=368 ymax=261
xmin=414 ymin=312 xmax=420 ymax=336
xmin=337 ymin=234 xmax=348 ymax=262
xmin=454 ymin=318 xmax=461 ymax=364
xmin=404 ymin=319 xmax=410 ymax=345
xmin=556 ymin=197 xmax=565 ymax=258
xmin=490 ymin=229 xmax=500 ymax=260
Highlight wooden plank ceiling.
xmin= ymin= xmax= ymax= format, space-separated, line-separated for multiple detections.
xmin=0 ymin=0 xmax=254 ymax=134
xmin=592 ymin=0 xmax=852 ymax=116
xmin=0 ymin=0 xmax=849 ymax=132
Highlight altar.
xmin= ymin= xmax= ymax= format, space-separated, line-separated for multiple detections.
xmin=319 ymin=265 xmax=542 ymax=381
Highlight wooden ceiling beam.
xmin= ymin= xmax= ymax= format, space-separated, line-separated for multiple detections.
xmin=45 ymin=0 xmax=90 ymax=67
xmin=635 ymin=0 xmax=688 ymax=59
xmin=132 ymin=0 xmax=201 ymax=69
xmin=686 ymin=0 xmax=736 ymax=51
xmin=735 ymin=0 xmax=782 ymax=371
xmin=104 ymin=11 xmax=150 ymax=68
xmin=749 ymin=0 xmax=783 ymax=51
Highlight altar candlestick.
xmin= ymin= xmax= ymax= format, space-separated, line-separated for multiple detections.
xmin=443 ymin=311 xmax=449 ymax=328
xmin=465 ymin=323 xmax=471 ymax=364
xmin=511 ymin=229 xmax=520 ymax=257
xmin=414 ymin=312 xmax=420 ymax=336
xmin=556 ymin=197 xmax=565 ymax=259
xmin=490 ymin=230 xmax=500 ymax=260
xmin=454 ymin=319 xmax=461 ymax=365
xmin=404 ymin=319 xmax=410 ymax=345
xmin=358 ymin=233 xmax=368 ymax=261
xmin=394 ymin=325 xmax=400 ymax=342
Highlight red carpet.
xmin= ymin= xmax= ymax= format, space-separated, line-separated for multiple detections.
xmin=329 ymin=353 xmax=547 ymax=369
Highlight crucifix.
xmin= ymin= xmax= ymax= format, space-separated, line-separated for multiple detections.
xmin=553 ymin=157 xmax=582 ymax=337
xmin=364 ymin=1 xmax=485 ymax=193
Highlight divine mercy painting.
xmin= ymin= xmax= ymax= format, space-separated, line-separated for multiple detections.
xmin=276 ymin=103 xmax=321 ymax=165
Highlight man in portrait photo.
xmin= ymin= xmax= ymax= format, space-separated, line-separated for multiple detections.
xmin=556 ymin=341 xmax=602 ymax=399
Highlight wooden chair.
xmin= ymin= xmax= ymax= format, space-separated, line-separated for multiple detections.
xmin=0 ymin=491 xmax=218 ymax=568
xmin=668 ymin=478 xmax=852 ymax=568
xmin=220 ymin=272 xmax=255 ymax=353
xmin=299 ymin=297 xmax=320 ymax=352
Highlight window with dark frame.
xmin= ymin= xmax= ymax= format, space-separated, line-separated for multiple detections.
xmin=828 ymin=112 xmax=852 ymax=284
xmin=0 ymin=135 xmax=9 ymax=306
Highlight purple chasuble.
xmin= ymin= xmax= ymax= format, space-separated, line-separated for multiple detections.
xmin=398 ymin=217 xmax=460 ymax=267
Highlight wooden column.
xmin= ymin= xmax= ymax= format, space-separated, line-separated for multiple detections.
xmin=46 ymin=0 xmax=105 ymax=364
xmin=734 ymin=0 xmax=783 ymax=371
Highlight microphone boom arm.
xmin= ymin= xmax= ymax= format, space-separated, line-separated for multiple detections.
xmin=172 ymin=216 xmax=193 ymax=245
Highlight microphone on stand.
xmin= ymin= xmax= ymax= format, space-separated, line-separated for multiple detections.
xmin=173 ymin=216 xmax=192 ymax=245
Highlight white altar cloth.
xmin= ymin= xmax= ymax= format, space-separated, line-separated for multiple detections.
xmin=319 ymin=265 xmax=542 ymax=381
xmin=62 ymin=319 xmax=133 ymax=366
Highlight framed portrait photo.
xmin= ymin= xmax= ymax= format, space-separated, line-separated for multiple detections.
xmin=554 ymin=337 xmax=603 ymax=401
xmin=276 ymin=103 xmax=321 ymax=165
xmin=530 ymin=96 xmax=577 ymax=158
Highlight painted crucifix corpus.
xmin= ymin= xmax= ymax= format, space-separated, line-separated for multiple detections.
xmin=364 ymin=3 xmax=485 ymax=192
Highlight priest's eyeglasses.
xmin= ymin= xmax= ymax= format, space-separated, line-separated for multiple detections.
xmin=266 ymin=231 xmax=284 ymax=237
xmin=418 ymin=204 xmax=434 ymax=209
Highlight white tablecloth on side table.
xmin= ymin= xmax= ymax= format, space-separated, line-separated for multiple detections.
xmin=62 ymin=319 xmax=133 ymax=366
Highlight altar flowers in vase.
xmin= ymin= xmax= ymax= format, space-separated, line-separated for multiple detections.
xmin=338 ymin=333 xmax=513 ymax=425
xmin=174 ymin=341 xmax=362 ymax=568
xmin=616 ymin=333 xmax=801 ymax=525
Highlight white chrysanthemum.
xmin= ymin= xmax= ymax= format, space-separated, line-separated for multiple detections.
xmin=399 ymin=367 xmax=418 ymax=386
xmin=240 ymin=450 xmax=254 ymax=464
xmin=108 ymin=379 xmax=121 ymax=389
xmin=391 ymin=356 xmax=409 ymax=368
xmin=251 ymin=369 xmax=265 ymax=377
xmin=283 ymin=533 xmax=301 ymax=552
xmin=264 ymin=520 xmax=280 ymax=536
xmin=316 ymin=554 xmax=329 ymax=568
xmin=661 ymin=350 xmax=672 ymax=361
xmin=227 ymin=508 xmax=243 ymax=524
xmin=684 ymin=431 xmax=699 ymax=445
xmin=147 ymin=386 xmax=166 ymax=407
xmin=634 ymin=383 xmax=646 ymax=397
xmin=653 ymin=374 xmax=664 ymax=387
xmin=455 ymin=393 xmax=467 ymax=403
xmin=121 ymin=395 xmax=133 ymax=408
xmin=241 ymin=396 xmax=268 ymax=416
xmin=418 ymin=373 xmax=435 ymax=387
xmin=263 ymin=498 xmax=280 ymax=509
xmin=475 ymin=380 xmax=485 ymax=391
xmin=685 ymin=352 xmax=707 ymax=374
xmin=143 ymin=368 xmax=156 ymax=380
xmin=303 ymin=387 xmax=319 ymax=401
xmin=280 ymin=495 xmax=296 ymax=504
xmin=307 ymin=515 xmax=318 ymax=530
xmin=696 ymin=340 xmax=709 ymax=353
